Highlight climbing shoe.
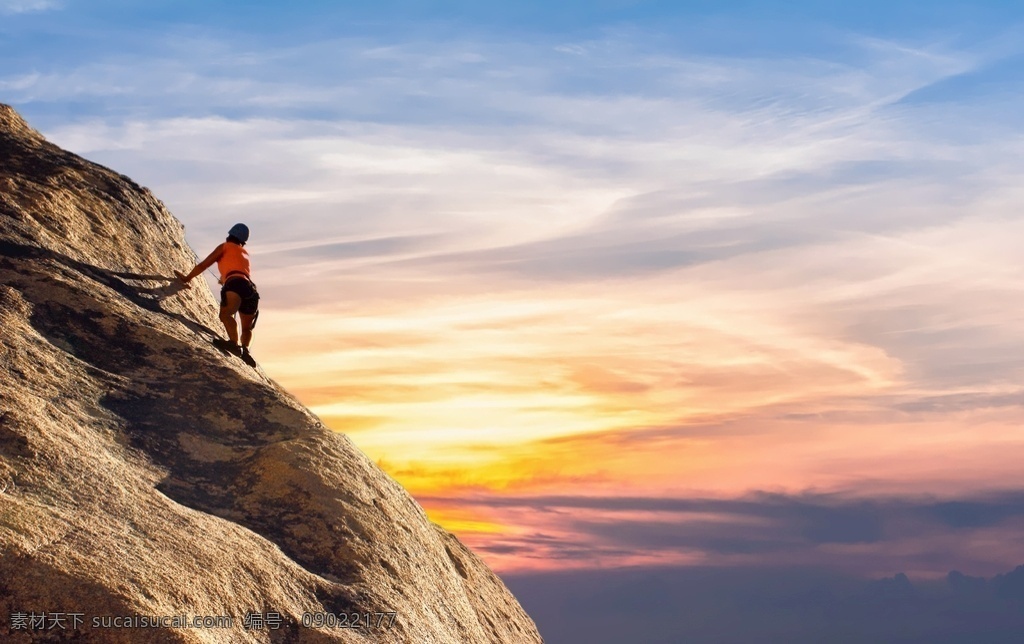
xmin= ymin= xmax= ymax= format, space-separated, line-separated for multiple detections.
xmin=212 ymin=338 xmax=242 ymax=355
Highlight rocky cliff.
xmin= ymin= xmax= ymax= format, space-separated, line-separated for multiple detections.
xmin=0 ymin=104 xmax=543 ymax=644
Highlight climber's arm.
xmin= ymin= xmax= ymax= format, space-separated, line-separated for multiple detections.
xmin=176 ymin=244 xmax=224 ymax=287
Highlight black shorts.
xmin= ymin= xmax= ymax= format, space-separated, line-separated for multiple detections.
xmin=221 ymin=277 xmax=260 ymax=315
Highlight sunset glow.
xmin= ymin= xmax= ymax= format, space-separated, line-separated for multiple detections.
xmin=15 ymin=0 xmax=1024 ymax=591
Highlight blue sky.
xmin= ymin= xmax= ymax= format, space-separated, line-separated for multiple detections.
xmin=7 ymin=2 xmax=1024 ymax=642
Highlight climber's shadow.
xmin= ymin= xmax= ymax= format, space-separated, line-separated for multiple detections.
xmin=109 ymin=270 xmax=190 ymax=303
xmin=0 ymin=239 xmax=219 ymax=340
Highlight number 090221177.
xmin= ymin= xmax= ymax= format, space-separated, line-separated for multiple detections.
xmin=301 ymin=612 xmax=398 ymax=629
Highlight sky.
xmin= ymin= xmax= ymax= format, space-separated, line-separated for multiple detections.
xmin=6 ymin=1 xmax=1024 ymax=640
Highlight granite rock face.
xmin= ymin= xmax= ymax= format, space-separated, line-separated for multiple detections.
xmin=0 ymin=104 xmax=543 ymax=643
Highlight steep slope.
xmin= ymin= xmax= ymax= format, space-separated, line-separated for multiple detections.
xmin=0 ymin=104 xmax=543 ymax=644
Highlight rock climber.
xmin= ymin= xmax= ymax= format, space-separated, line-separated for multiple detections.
xmin=175 ymin=223 xmax=259 ymax=357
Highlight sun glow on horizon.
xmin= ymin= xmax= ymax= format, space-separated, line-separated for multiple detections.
xmin=257 ymin=264 xmax=910 ymax=503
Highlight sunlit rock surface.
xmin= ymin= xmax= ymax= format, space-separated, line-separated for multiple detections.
xmin=0 ymin=104 xmax=543 ymax=644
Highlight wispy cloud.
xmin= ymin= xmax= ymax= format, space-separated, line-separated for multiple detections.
xmin=0 ymin=0 xmax=60 ymax=14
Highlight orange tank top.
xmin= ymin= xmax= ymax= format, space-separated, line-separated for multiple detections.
xmin=217 ymin=242 xmax=250 ymax=282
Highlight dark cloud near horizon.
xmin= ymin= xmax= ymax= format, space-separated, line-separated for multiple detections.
xmin=427 ymin=489 xmax=1024 ymax=569
xmin=425 ymin=489 xmax=1024 ymax=526
xmin=503 ymin=564 xmax=1024 ymax=644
